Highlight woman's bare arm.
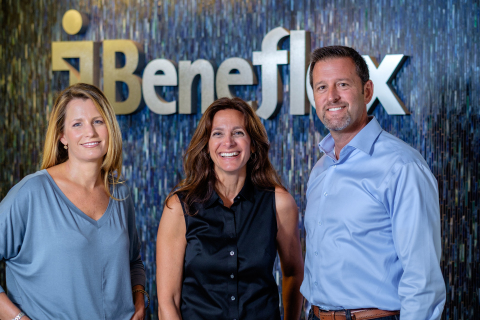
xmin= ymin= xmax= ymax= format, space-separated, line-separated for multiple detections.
xmin=156 ymin=195 xmax=187 ymax=320
xmin=275 ymin=187 xmax=304 ymax=320
xmin=0 ymin=292 xmax=31 ymax=320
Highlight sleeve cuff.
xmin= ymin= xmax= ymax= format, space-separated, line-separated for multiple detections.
xmin=130 ymin=260 xmax=146 ymax=288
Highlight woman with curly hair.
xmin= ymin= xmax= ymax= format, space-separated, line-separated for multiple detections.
xmin=156 ymin=97 xmax=303 ymax=320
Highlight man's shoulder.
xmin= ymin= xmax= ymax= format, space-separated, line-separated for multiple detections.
xmin=311 ymin=153 xmax=329 ymax=173
xmin=375 ymin=130 xmax=428 ymax=167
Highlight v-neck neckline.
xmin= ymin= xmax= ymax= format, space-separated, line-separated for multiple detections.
xmin=42 ymin=169 xmax=113 ymax=227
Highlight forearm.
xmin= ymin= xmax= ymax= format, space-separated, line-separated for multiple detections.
xmin=0 ymin=292 xmax=31 ymax=320
xmin=157 ymin=298 xmax=182 ymax=320
xmin=282 ymin=274 xmax=303 ymax=320
xmin=132 ymin=285 xmax=146 ymax=309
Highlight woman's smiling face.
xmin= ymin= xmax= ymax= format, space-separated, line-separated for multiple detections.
xmin=60 ymin=98 xmax=109 ymax=164
xmin=208 ymin=109 xmax=252 ymax=178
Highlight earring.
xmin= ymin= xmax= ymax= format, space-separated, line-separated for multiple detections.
xmin=64 ymin=144 xmax=68 ymax=150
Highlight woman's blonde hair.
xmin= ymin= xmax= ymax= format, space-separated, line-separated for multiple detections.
xmin=41 ymin=83 xmax=123 ymax=199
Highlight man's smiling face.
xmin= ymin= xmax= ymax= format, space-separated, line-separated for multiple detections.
xmin=312 ymin=57 xmax=373 ymax=136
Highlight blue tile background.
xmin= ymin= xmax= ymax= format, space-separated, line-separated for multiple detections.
xmin=1 ymin=0 xmax=479 ymax=319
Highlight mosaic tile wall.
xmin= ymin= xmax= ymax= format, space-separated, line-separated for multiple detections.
xmin=1 ymin=0 xmax=479 ymax=319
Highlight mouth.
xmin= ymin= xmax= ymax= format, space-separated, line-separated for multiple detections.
xmin=326 ymin=106 xmax=346 ymax=112
xmin=81 ymin=141 xmax=101 ymax=147
xmin=220 ymin=152 xmax=240 ymax=158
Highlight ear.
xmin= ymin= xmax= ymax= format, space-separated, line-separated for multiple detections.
xmin=363 ymin=80 xmax=374 ymax=104
xmin=59 ymin=133 xmax=67 ymax=146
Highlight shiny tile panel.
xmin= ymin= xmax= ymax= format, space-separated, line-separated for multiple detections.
xmin=1 ymin=0 xmax=479 ymax=319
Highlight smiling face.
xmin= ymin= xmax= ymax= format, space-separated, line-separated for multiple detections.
xmin=312 ymin=57 xmax=373 ymax=137
xmin=208 ymin=109 xmax=252 ymax=178
xmin=60 ymin=98 xmax=109 ymax=164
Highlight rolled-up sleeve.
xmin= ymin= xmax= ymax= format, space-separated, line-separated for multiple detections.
xmin=386 ymin=161 xmax=446 ymax=320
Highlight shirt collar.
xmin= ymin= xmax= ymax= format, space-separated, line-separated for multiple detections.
xmin=204 ymin=178 xmax=255 ymax=208
xmin=205 ymin=190 xmax=220 ymax=208
xmin=318 ymin=117 xmax=383 ymax=157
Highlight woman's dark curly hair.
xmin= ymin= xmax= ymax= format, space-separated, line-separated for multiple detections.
xmin=166 ymin=97 xmax=285 ymax=215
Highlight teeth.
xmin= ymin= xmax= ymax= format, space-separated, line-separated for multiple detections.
xmin=220 ymin=152 xmax=239 ymax=157
xmin=328 ymin=107 xmax=343 ymax=111
xmin=83 ymin=142 xmax=99 ymax=146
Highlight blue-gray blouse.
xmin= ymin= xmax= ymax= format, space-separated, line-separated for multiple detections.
xmin=0 ymin=170 xmax=145 ymax=319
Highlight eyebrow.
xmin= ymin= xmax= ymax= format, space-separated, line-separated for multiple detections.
xmin=211 ymin=126 xmax=245 ymax=131
xmin=315 ymin=78 xmax=352 ymax=85
xmin=70 ymin=116 xmax=103 ymax=122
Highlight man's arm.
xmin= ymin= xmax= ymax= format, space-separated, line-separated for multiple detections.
xmin=387 ymin=161 xmax=446 ymax=320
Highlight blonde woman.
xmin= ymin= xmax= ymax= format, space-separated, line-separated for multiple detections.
xmin=0 ymin=83 xmax=146 ymax=320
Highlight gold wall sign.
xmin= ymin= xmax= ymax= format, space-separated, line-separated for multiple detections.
xmin=52 ymin=41 xmax=100 ymax=86
xmin=62 ymin=10 xmax=89 ymax=35
xmin=52 ymin=11 xmax=408 ymax=117
xmin=103 ymin=40 xmax=144 ymax=115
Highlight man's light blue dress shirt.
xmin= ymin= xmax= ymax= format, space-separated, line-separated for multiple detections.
xmin=300 ymin=117 xmax=446 ymax=320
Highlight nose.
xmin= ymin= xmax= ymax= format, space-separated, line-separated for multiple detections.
xmin=85 ymin=123 xmax=98 ymax=137
xmin=327 ymin=86 xmax=340 ymax=103
xmin=223 ymin=134 xmax=236 ymax=147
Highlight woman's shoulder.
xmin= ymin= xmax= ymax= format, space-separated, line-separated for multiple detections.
xmin=274 ymin=186 xmax=297 ymax=213
xmin=0 ymin=170 xmax=51 ymax=209
xmin=8 ymin=170 xmax=51 ymax=195
xmin=111 ymin=180 xmax=130 ymax=198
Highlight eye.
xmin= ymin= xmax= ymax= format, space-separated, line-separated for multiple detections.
xmin=338 ymin=82 xmax=348 ymax=87
xmin=94 ymin=119 xmax=105 ymax=125
xmin=233 ymin=131 xmax=245 ymax=136
xmin=212 ymin=131 xmax=222 ymax=137
xmin=316 ymin=85 xmax=326 ymax=92
xmin=72 ymin=122 xmax=81 ymax=127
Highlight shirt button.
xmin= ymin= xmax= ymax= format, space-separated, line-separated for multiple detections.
xmin=230 ymin=274 xmax=234 ymax=279
xmin=230 ymin=251 xmax=235 ymax=256
xmin=315 ymin=251 xmax=318 ymax=256
xmin=324 ymin=192 xmax=327 ymax=196
xmin=318 ymin=221 xmax=322 ymax=226
xmin=314 ymin=281 xmax=318 ymax=286
xmin=334 ymin=165 xmax=337 ymax=168
xmin=231 ymin=296 xmax=235 ymax=301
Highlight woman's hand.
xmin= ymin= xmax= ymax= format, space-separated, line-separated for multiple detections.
xmin=130 ymin=285 xmax=146 ymax=320
xmin=130 ymin=304 xmax=145 ymax=320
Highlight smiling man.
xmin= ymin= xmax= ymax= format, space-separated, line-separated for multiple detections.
xmin=300 ymin=46 xmax=446 ymax=320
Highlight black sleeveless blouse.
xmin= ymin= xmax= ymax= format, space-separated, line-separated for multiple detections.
xmin=179 ymin=180 xmax=280 ymax=320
